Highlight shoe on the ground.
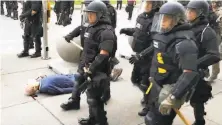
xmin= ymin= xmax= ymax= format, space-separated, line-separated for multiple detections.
xmin=60 ymin=97 xmax=80 ymax=110
xmin=138 ymin=107 xmax=149 ymax=116
xmin=78 ymin=117 xmax=96 ymax=125
xmin=17 ymin=51 xmax=29 ymax=58
xmin=192 ymin=120 xmax=205 ymax=125
xmin=30 ymin=52 xmax=41 ymax=58
xmin=110 ymin=68 xmax=123 ymax=81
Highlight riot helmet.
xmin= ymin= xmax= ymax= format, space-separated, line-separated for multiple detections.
xmin=139 ymin=0 xmax=165 ymax=13
xmin=83 ymin=0 xmax=108 ymax=26
xmin=101 ymin=0 xmax=110 ymax=5
xmin=151 ymin=2 xmax=186 ymax=33
xmin=177 ymin=0 xmax=189 ymax=7
xmin=186 ymin=0 xmax=209 ymax=21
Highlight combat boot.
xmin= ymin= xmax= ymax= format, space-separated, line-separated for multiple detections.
xmin=138 ymin=107 xmax=149 ymax=116
xmin=60 ymin=97 xmax=80 ymax=110
xmin=192 ymin=120 xmax=205 ymax=125
xmin=78 ymin=117 xmax=96 ymax=125
xmin=30 ymin=38 xmax=41 ymax=58
xmin=12 ymin=10 xmax=18 ymax=20
xmin=30 ymin=52 xmax=41 ymax=58
xmin=17 ymin=51 xmax=29 ymax=58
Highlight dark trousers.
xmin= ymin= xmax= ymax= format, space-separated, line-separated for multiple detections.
xmin=189 ymin=79 xmax=212 ymax=123
xmin=1 ymin=1 xmax=4 ymax=15
xmin=145 ymin=103 xmax=177 ymax=125
xmin=116 ymin=1 xmax=122 ymax=10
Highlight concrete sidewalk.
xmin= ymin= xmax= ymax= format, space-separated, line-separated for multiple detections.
xmin=1 ymin=8 xmax=222 ymax=125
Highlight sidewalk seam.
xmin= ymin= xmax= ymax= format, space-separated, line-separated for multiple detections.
xmin=34 ymin=97 xmax=65 ymax=125
xmin=1 ymin=67 xmax=47 ymax=75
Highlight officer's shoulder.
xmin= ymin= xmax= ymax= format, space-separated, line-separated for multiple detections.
xmin=203 ymin=26 xmax=217 ymax=39
xmin=175 ymin=39 xmax=198 ymax=55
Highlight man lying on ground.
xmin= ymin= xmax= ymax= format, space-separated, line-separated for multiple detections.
xmin=25 ymin=74 xmax=79 ymax=96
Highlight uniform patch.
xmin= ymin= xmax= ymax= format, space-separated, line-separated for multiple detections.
xmin=84 ymin=32 xmax=90 ymax=38
xmin=136 ymin=23 xmax=142 ymax=29
xmin=153 ymin=41 xmax=159 ymax=48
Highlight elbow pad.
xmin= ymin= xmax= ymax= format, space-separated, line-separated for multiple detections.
xmin=89 ymin=54 xmax=109 ymax=73
xmin=171 ymin=71 xmax=199 ymax=99
xmin=21 ymin=10 xmax=32 ymax=17
xmin=140 ymin=46 xmax=154 ymax=58
xmin=198 ymin=54 xmax=220 ymax=68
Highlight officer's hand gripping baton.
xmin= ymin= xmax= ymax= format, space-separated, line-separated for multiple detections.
xmin=147 ymin=77 xmax=191 ymax=125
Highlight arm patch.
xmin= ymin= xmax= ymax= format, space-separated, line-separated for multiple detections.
xmin=176 ymin=40 xmax=198 ymax=71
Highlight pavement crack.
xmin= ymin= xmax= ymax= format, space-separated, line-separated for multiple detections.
xmin=1 ymin=67 xmax=47 ymax=75
xmin=1 ymin=100 xmax=35 ymax=109
xmin=34 ymin=99 xmax=65 ymax=125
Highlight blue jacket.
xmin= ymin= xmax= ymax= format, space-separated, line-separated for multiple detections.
xmin=39 ymin=74 xmax=79 ymax=95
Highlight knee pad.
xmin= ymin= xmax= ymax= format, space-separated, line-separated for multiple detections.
xmin=87 ymin=98 xmax=97 ymax=106
xmin=145 ymin=111 xmax=155 ymax=125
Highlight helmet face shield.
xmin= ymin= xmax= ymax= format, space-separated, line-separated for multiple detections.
xmin=151 ymin=13 xmax=177 ymax=33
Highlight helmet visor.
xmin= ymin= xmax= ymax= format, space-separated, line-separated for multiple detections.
xmin=151 ymin=13 xmax=176 ymax=33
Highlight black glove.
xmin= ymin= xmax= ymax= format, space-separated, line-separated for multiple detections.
xmin=19 ymin=15 xmax=25 ymax=22
xmin=198 ymin=69 xmax=209 ymax=78
xmin=64 ymin=35 xmax=72 ymax=43
xmin=120 ymin=28 xmax=127 ymax=34
xmin=129 ymin=54 xmax=142 ymax=64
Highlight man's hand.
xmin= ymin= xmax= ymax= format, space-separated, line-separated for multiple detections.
xmin=159 ymin=96 xmax=174 ymax=115
xmin=31 ymin=10 xmax=37 ymax=16
xmin=129 ymin=54 xmax=142 ymax=64
xmin=64 ymin=35 xmax=72 ymax=43
xmin=83 ymin=67 xmax=92 ymax=80
xmin=120 ymin=28 xmax=127 ymax=34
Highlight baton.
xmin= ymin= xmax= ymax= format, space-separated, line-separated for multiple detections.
xmin=174 ymin=109 xmax=191 ymax=125
xmin=148 ymin=77 xmax=191 ymax=125
xmin=70 ymin=40 xmax=83 ymax=50
xmin=119 ymin=54 xmax=130 ymax=60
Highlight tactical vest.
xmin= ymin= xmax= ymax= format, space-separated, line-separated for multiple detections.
xmin=107 ymin=5 xmax=116 ymax=28
xmin=191 ymin=24 xmax=209 ymax=58
xmin=132 ymin=13 xmax=153 ymax=52
xmin=151 ymin=30 xmax=194 ymax=85
xmin=83 ymin=24 xmax=116 ymax=66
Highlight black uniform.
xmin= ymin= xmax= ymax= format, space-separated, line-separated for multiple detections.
xmin=187 ymin=1 xmax=220 ymax=125
xmin=54 ymin=0 xmax=61 ymax=24
xmin=117 ymin=0 xmax=122 ymax=10
xmin=11 ymin=1 xmax=18 ymax=20
xmin=77 ymin=1 xmax=116 ymax=125
xmin=17 ymin=1 xmax=43 ymax=58
xmin=5 ymin=1 xmax=13 ymax=17
xmin=145 ymin=2 xmax=199 ymax=125
xmin=126 ymin=0 xmax=135 ymax=20
xmin=58 ymin=1 xmax=73 ymax=26
xmin=103 ymin=2 xmax=117 ymax=29
xmin=1 ymin=1 xmax=5 ymax=15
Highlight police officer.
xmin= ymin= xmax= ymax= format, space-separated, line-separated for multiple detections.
xmin=11 ymin=1 xmax=18 ymax=20
xmin=5 ymin=1 xmax=13 ymax=17
xmin=59 ymin=3 xmax=90 ymax=112
xmin=17 ymin=1 xmax=43 ymax=58
xmin=120 ymin=0 xmax=164 ymax=116
xmin=60 ymin=0 xmax=116 ymax=111
xmin=102 ymin=0 xmax=117 ymax=29
xmin=54 ymin=0 xmax=61 ymax=24
xmin=186 ymin=1 xmax=220 ymax=124
xmin=58 ymin=1 xmax=73 ymax=26
xmin=126 ymin=0 xmax=136 ymax=20
xmin=144 ymin=2 xmax=200 ymax=125
xmin=77 ymin=1 xmax=115 ymax=124
xmin=208 ymin=0 xmax=222 ymax=82
xmin=1 ymin=1 xmax=5 ymax=15
xmin=117 ymin=0 xmax=122 ymax=10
